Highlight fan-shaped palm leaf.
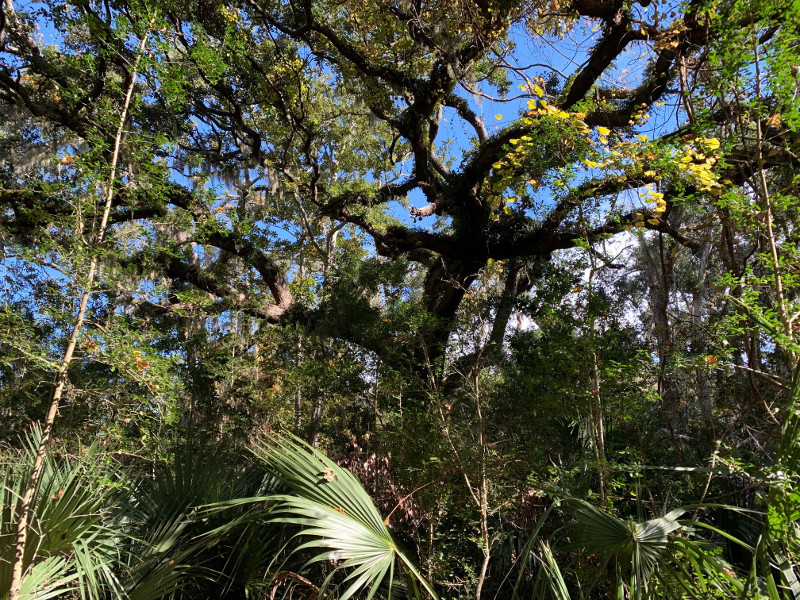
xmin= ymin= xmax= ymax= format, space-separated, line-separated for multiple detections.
xmin=252 ymin=434 xmax=438 ymax=600
xmin=115 ymin=449 xmax=282 ymax=600
xmin=566 ymin=499 xmax=684 ymax=599
xmin=566 ymin=499 xmax=748 ymax=600
xmin=0 ymin=427 xmax=122 ymax=600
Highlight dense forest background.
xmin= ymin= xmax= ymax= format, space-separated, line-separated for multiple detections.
xmin=1 ymin=0 xmax=799 ymax=597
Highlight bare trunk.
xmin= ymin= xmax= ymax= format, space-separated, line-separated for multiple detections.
xmin=590 ymin=349 xmax=607 ymax=498
xmin=472 ymin=374 xmax=490 ymax=600
xmin=586 ymin=253 xmax=608 ymax=499
xmin=640 ymin=233 xmax=684 ymax=464
xmin=310 ymin=395 xmax=323 ymax=449
xmin=691 ymin=242 xmax=713 ymax=427
xmin=295 ymin=386 xmax=303 ymax=429
xmin=295 ymin=254 xmax=306 ymax=429
xmin=752 ymin=39 xmax=796 ymax=370
xmin=435 ymin=373 xmax=492 ymax=600
xmin=9 ymin=32 xmax=149 ymax=600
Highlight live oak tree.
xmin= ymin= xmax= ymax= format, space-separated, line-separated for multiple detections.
xmin=2 ymin=0 xmax=800 ymax=597
xmin=0 ymin=0 xmax=745 ymax=373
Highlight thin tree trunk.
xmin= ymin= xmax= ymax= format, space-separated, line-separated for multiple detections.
xmin=9 ymin=31 xmax=149 ymax=600
xmin=590 ymin=348 xmax=607 ymax=498
xmin=310 ymin=395 xmax=323 ymax=449
xmin=641 ymin=235 xmax=679 ymax=425
xmin=752 ymin=38 xmax=796 ymax=370
xmin=472 ymin=374 xmax=491 ymax=600
xmin=586 ymin=252 xmax=608 ymax=499
xmin=295 ymin=252 xmax=305 ymax=429
xmin=691 ymin=242 xmax=713 ymax=427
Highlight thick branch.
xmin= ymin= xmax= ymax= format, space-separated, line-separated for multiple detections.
xmin=163 ymin=257 xmax=288 ymax=322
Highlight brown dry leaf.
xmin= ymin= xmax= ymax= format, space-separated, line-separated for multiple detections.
xmin=765 ymin=113 xmax=782 ymax=128
xmin=135 ymin=357 xmax=149 ymax=371
xmin=321 ymin=468 xmax=336 ymax=482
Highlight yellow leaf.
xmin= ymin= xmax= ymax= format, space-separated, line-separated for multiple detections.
xmin=635 ymin=134 xmax=648 ymax=142
xmin=495 ymin=114 xmax=503 ymax=120
xmin=532 ymin=84 xmax=544 ymax=96
xmin=597 ymin=126 xmax=611 ymax=136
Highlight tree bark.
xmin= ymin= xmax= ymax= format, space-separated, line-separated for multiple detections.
xmin=9 ymin=30 xmax=149 ymax=600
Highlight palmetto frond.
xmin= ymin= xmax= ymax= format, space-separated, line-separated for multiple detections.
xmin=565 ymin=498 xmax=746 ymax=599
xmin=0 ymin=427 xmax=122 ymax=600
xmin=117 ymin=449 xmax=283 ymax=600
xmin=252 ymin=434 xmax=438 ymax=600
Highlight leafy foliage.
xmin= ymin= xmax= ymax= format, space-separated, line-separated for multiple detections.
xmin=1 ymin=0 xmax=800 ymax=597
